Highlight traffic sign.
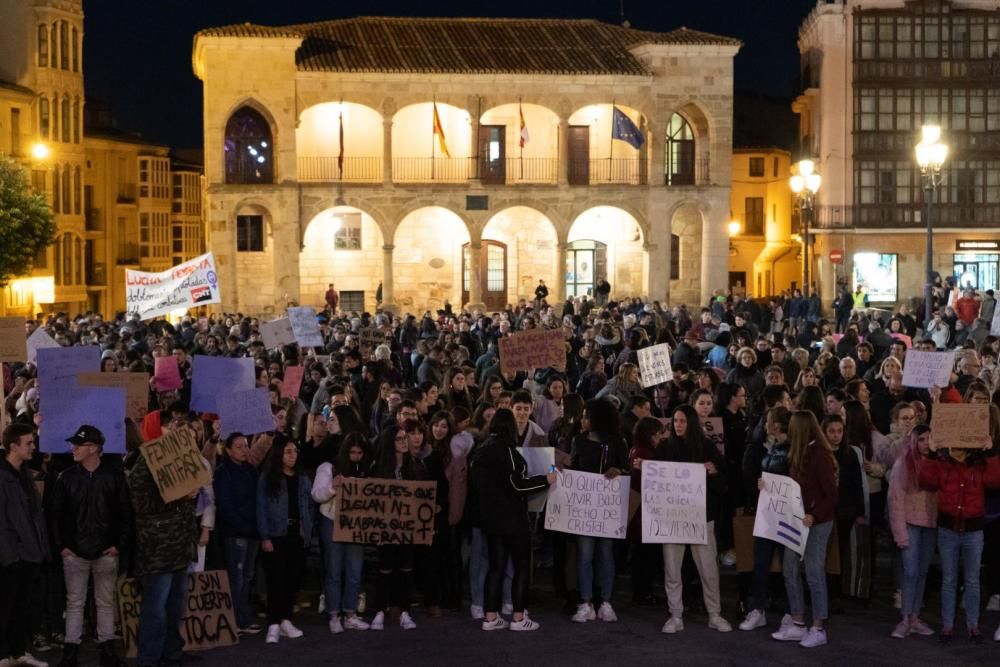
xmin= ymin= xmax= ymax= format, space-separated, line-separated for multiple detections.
xmin=829 ymin=249 xmax=844 ymax=265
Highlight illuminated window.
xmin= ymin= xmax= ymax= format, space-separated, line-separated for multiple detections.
xmin=333 ymin=212 xmax=362 ymax=250
xmin=664 ymin=113 xmax=695 ymax=186
xmin=852 ymin=252 xmax=897 ymax=302
xmin=224 ymin=107 xmax=273 ymax=184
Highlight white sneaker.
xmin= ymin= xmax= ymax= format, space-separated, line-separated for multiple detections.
xmin=343 ymin=615 xmax=370 ymax=631
xmin=328 ymin=615 xmax=344 ymax=635
xmin=709 ymin=615 xmax=732 ymax=632
xmin=481 ymin=616 xmax=509 ymax=631
xmin=370 ymin=611 xmax=385 ymax=631
xmin=501 ymin=603 xmax=514 ymax=616
xmin=265 ymin=624 xmax=280 ymax=644
xmin=661 ymin=616 xmax=684 ymax=634
xmin=279 ymin=620 xmax=303 ymax=639
xmin=400 ymin=611 xmax=417 ymax=630
xmin=799 ymin=627 xmax=827 ymax=648
xmin=740 ymin=609 xmax=767 ymax=631
xmin=470 ymin=605 xmax=485 ymax=620
xmin=779 ymin=614 xmax=795 ymax=630
xmin=13 ymin=655 xmax=47 ymax=667
xmin=772 ymin=623 xmax=807 ymax=642
xmin=317 ymin=593 xmax=326 ymax=615
xmin=597 ymin=602 xmax=618 ymax=622
xmin=0 ymin=658 xmax=11 ymax=667
xmin=571 ymin=603 xmax=596 ymax=623
xmin=721 ymin=550 xmax=737 ymax=567
xmin=987 ymin=594 xmax=1000 ymax=612
xmin=509 ymin=617 xmax=540 ymax=632
xmin=994 ymin=623 xmax=1000 ymax=642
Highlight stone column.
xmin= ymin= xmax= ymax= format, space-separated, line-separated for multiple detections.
xmin=557 ymin=119 xmax=569 ymax=186
xmin=700 ymin=204 xmax=729 ymax=305
xmin=466 ymin=241 xmax=484 ymax=311
xmin=382 ymin=118 xmax=393 ymax=184
xmin=554 ymin=242 xmax=568 ymax=304
xmin=381 ymin=244 xmax=398 ymax=314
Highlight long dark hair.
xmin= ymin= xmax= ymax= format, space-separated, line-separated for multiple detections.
xmin=796 ymin=385 xmax=826 ymax=424
xmin=488 ymin=408 xmax=519 ymax=448
xmin=843 ymin=400 xmax=874 ymax=460
xmin=333 ymin=404 xmax=366 ymax=438
xmin=669 ymin=404 xmax=706 ymax=462
xmin=633 ymin=416 xmax=665 ymax=451
xmin=335 ymin=432 xmax=371 ymax=478
xmin=429 ymin=409 xmax=455 ymax=468
xmin=584 ymin=398 xmax=621 ymax=443
xmin=263 ymin=433 xmax=298 ymax=498
xmin=373 ymin=425 xmax=423 ymax=480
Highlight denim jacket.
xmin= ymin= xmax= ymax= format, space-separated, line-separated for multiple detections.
xmin=255 ymin=472 xmax=315 ymax=543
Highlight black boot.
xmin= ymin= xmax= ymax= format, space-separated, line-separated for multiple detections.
xmin=57 ymin=643 xmax=79 ymax=667
xmin=98 ymin=641 xmax=127 ymax=667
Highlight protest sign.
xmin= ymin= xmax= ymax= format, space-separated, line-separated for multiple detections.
xmin=703 ymin=417 xmax=725 ymax=456
xmin=637 ymin=343 xmax=672 ymax=388
xmin=78 ymin=372 xmax=150 ymax=421
xmin=359 ymin=327 xmax=386 ymax=357
xmin=140 ymin=428 xmax=212 ymax=503
xmin=901 ymin=350 xmax=954 ymax=389
xmin=126 ymin=252 xmax=221 ymax=320
xmin=930 ymin=402 xmax=991 ymax=448
xmin=217 ymin=387 xmax=273 ymax=438
xmin=333 ymin=478 xmax=437 ymax=545
xmin=641 ymin=461 xmax=707 ymax=544
xmin=260 ymin=318 xmax=295 ymax=349
xmin=190 ymin=356 xmax=255 ymax=413
xmin=517 ymin=446 xmax=555 ymax=512
xmin=153 ymin=355 xmax=184 ymax=391
xmin=890 ymin=333 xmax=912 ymax=349
xmin=753 ymin=472 xmax=809 ymax=556
xmin=280 ymin=366 xmax=304 ymax=399
xmin=498 ymin=329 xmax=566 ymax=374
xmin=117 ymin=570 xmax=238 ymax=658
xmin=0 ymin=317 xmax=26 ymax=362
xmin=26 ymin=327 xmax=59 ymax=364
xmin=287 ymin=307 xmax=324 ymax=348
xmin=544 ymin=470 xmax=630 ymax=539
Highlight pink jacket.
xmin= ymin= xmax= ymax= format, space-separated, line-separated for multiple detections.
xmin=888 ymin=457 xmax=937 ymax=546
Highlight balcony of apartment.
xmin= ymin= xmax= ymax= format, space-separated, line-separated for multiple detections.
xmin=85 ymin=207 xmax=103 ymax=233
xmin=117 ymin=184 xmax=137 ymax=204
xmin=812 ymin=203 xmax=1000 ymax=230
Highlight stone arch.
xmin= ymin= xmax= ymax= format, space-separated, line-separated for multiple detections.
xmin=230 ymin=199 xmax=277 ymax=311
xmin=568 ymin=206 xmax=648 ymax=298
xmin=302 ymin=196 xmax=392 ymax=246
xmin=669 ymin=201 xmax=707 ymax=306
xmin=300 ymin=206 xmax=385 ymax=312
xmin=223 ymin=101 xmax=277 ymax=184
xmin=296 ymin=102 xmax=384 ymax=181
xmin=392 ymin=206 xmax=471 ymax=310
xmin=392 ymin=199 xmax=475 ymax=244
xmin=568 ymin=201 xmax=649 ymax=244
xmin=392 ymin=102 xmax=473 ymax=159
xmin=482 ymin=206 xmax=560 ymax=304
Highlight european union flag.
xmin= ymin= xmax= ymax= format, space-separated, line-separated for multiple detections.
xmin=612 ymin=106 xmax=645 ymax=149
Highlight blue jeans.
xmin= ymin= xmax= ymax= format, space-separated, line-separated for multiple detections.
xmin=137 ymin=569 xmax=187 ymax=667
xmin=900 ymin=524 xmax=936 ymax=617
xmin=320 ymin=516 xmax=364 ymax=613
xmin=577 ymin=536 xmax=615 ymax=602
xmin=749 ymin=537 xmax=783 ymax=612
xmin=221 ymin=536 xmax=259 ymax=628
xmin=469 ymin=528 xmax=511 ymax=608
xmin=938 ymin=527 xmax=984 ymax=630
xmin=783 ymin=520 xmax=832 ymax=622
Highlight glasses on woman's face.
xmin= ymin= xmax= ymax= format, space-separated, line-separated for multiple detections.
xmin=898 ymin=413 xmax=916 ymax=423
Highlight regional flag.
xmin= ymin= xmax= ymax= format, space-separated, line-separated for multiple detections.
xmin=337 ymin=110 xmax=345 ymax=173
xmin=432 ymin=102 xmax=451 ymax=158
xmin=519 ymin=103 xmax=529 ymax=148
xmin=612 ymin=105 xmax=645 ymax=149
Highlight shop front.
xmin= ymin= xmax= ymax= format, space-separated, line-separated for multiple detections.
xmin=954 ymin=240 xmax=1000 ymax=291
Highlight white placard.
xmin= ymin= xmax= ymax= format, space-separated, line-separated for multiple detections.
xmin=517 ymin=447 xmax=555 ymax=512
xmin=287 ymin=307 xmax=324 ymax=348
xmin=641 ymin=460 xmax=707 ymax=544
xmin=26 ymin=327 xmax=60 ymax=364
xmin=125 ymin=253 xmax=221 ymax=320
xmin=544 ymin=470 xmax=629 ymax=539
xmin=637 ymin=343 xmax=673 ymax=388
xmin=900 ymin=349 xmax=953 ymax=389
xmin=752 ymin=472 xmax=809 ymax=557
xmin=260 ymin=317 xmax=295 ymax=349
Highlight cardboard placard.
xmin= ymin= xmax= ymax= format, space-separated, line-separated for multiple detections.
xmin=78 ymin=372 xmax=150 ymax=421
xmin=287 ymin=307 xmax=324 ymax=348
xmin=930 ymin=402 xmax=991 ymax=448
xmin=0 ymin=317 xmax=27 ymax=362
xmin=752 ymin=472 xmax=809 ymax=556
xmin=26 ymin=327 xmax=60 ymax=364
xmin=641 ymin=461 xmax=707 ymax=544
xmin=260 ymin=317 xmax=296 ymax=350
xmin=139 ymin=428 xmax=212 ymax=503
xmin=153 ymin=356 xmax=183 ymax=391
xmin=190 ymin=356 xmax=255 ymax=413
xmin=637 ymin=343 xmax=672 ymax=388
xmin=117 ymin=570 xmax=239 ymax=658
xmin=333 ymin=478 xmax=437 ymax=545
xmin=544 ymin=470 xmax=630 ymax=539
xmin=703 ymin=417 xmax=725 ymax=456
xmin=280 ymin=366 xmax=304 ymax=399
xmin=518 ymin=446 xmax=555 ymax=512
xmin=217 ymin=387 xmax=273 ymax=438
xmin=901 ymin=350 xmax=953 ymax=389
xmin=359 ymin=327 xmax=386 ymax=356
xmin=498 ymin=329 xmax=566 ymax=374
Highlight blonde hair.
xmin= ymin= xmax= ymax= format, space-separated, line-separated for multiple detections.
xmin=877 ymin=356 xmax=902 ymax=381
xmin=736 ymin=347 xmax=757 ymax=364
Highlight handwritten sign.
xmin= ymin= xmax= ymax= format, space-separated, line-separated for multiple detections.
xmin=260 ymin=318 xmax=295 ymax=350
xmin=26 ymin=327 xmax=59 ymax=364
xmin=126 ymin=252 xmax=222 ymax=320
xmin=153 ymin=356 xmax=183 ymax=391
xmin=359 ymin=327 xmax=386 ymax=357
xmin=0 ymin=317 xmax=26 ymax=362
xmin=641 ymin=461 xmax=707 ymax=544
xmin=637 ymin=343 xmax=673 ymax=388
xmin=217 ymin=387 xmax=273 ymax=438
xmin=190 ymin=356 xmax=255 ymax=413
xmin=703 ymin=417 xmax=725 ymax=456
xmin=901 ymin=350 xmax=953 ymax=389
xmin=333 ymin=478 xmax=436 ymax=545
xmin=753 ymin=472 xmax=809 ymax=556
xmin=498 ymin=329 xmax=565 ymax=374
xmin=139 ymin=428 xmax=212 ymax=503
xmin=280 ymin=366 xmax=304 ymax=399
xmin=117 ymin=571 xmax=238 ymax=658
xmin=78 ymin=372 xmax=149 ymax=421
xmin=930 ymin=402 xmax=991 ymax=449
xmin=544 ymin=470 xmax=629 ymax=539
xmin=517 ymin=446 xmax=555 ymax=512
xmin=287 ymin=307 xmax=324 ymax=348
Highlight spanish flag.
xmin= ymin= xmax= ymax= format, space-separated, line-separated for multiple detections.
xmin=519 ymin=103 xmax=529 ymax=148
xmin=432 ymin=102 xmax=451 ymax=158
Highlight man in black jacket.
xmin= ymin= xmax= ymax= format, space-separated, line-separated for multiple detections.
xmin=49 ymin=425 xmax=132 ymax=667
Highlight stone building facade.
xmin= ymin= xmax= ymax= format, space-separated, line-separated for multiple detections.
xmin=193 ymin=17 xmax=741 ymax=315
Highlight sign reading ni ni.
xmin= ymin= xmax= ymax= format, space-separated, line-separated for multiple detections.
xmin=333 ymin=478 xmax=437 ymax=546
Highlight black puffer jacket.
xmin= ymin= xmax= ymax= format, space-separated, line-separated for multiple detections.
xmin=0 ymin=459 xmax=49 ymax=566
xmin=49 ymin=462 xmax=133 ymax=560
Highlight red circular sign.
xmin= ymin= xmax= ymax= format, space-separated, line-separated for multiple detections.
xmin=829 ymin=249 xmax=844 ymax=265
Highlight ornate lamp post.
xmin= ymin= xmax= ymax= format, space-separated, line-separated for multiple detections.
xmin=790 ymin=159 xmax=821 ymax=298
xmin=915 ymin=124 xmax=948 ymax=326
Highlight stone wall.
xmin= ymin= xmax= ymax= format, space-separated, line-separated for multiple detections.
xmin=481 ymin=207 xmax=558 ymax=303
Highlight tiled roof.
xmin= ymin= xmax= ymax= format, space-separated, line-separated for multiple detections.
xmin=196 ymin=17 xmax=740 ymax=76
xmin=0 ymin=79 xmax=36 ymax=96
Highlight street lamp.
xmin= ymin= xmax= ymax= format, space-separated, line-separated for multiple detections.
xmin=31 ymin=142 xmax=50 ymax=160
xmin=790 ymin=159 xmax=821 ymax=298
xmin=915 ymin=124 xmax=948 ymax=327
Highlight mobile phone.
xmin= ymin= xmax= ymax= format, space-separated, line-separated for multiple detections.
xmin=549 ymin=464 xmax=556 ymax=473
xmin=322 ymin=405 xmax=331 ymax=419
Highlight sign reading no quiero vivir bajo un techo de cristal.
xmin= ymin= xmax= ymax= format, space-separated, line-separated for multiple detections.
xmin=333 ymin=478 xmax=437 ymax=546
xmin=544 ymin=470 xmax=630 ymax=539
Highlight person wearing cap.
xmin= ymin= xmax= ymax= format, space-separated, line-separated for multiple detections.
xmin=49 ymin=426 xmax=131 ymax=667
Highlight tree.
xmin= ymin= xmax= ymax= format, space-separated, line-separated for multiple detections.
xmin=0 ymin=156 xmax=56 ymax=286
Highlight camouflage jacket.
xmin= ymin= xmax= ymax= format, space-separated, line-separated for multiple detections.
xmin=126 ymin=452 xmax=197 ymax=576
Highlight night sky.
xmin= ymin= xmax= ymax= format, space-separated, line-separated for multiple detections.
xmin=82 ymin=0 xmax=818 ymax=149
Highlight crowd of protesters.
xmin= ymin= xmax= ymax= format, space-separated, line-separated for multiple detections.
xmin=4 ymin=276 xmax=1000 ymax=666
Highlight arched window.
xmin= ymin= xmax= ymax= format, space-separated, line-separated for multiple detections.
xmin=39 ymin=96 xmax=49 ymax=138
xmin=61 ymin=164 xmax=70 ymax=214
xmin=60 ymin=21 xmax=69 ymax=69
xmin=38 ymin=24 xmax=48 ymax=67
xmin=72 ymin=98 xmax=80 ymax=143
xmin=224 ymin=106 xmax=274 ymax=184
xmin=664 ymin=113 xmax=696 ymax=186
xmin=71 ymin=26 xmax=79 ymax=72
xmin=52 ymin=165 xmax=60 ymax=211
xmin=73 ymin=167 xmax=81 ymax=215
xmin=61 ymin=97 xmax=70 ymax=143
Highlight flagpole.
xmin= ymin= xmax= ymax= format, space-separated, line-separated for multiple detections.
xmin=519 ymin=98 xmax=524 ymax=181
xmin=609 ymin=102 xmax=615 ymax=182
xmin=338 ymin=98 xmax=344 ymax=181
xmin=431 ymin=99 xmax=436 ymax=181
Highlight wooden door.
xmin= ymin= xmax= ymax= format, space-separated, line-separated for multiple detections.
xmin=478 ymin=125 xmax=505 ymax=185
xmin=462 ymin=241 xmax=508 ymax=309
xmin=568 ymin=125 xmax=590 ymax=185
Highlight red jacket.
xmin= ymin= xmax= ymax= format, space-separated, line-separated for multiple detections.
xmin=919 ymin=454 xmax=1000 ymax=532
xmin=954 ymin=297 xmax=980 ymax=327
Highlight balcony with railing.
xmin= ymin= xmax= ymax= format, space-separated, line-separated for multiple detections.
xmin=568 ymin=158 xmax=647 ymax=186
xmin=812 ymin=203 xmax=1000 ymax=230
xmin=501 ymin=157 xmax=558 ymax=184
xmin=392 ymin=157 xmax=475 ymax=184
xmin=664 ymin=158 xmax=712 ymax=187
xmin=297 ymin=157 xmax=382 ymax=183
